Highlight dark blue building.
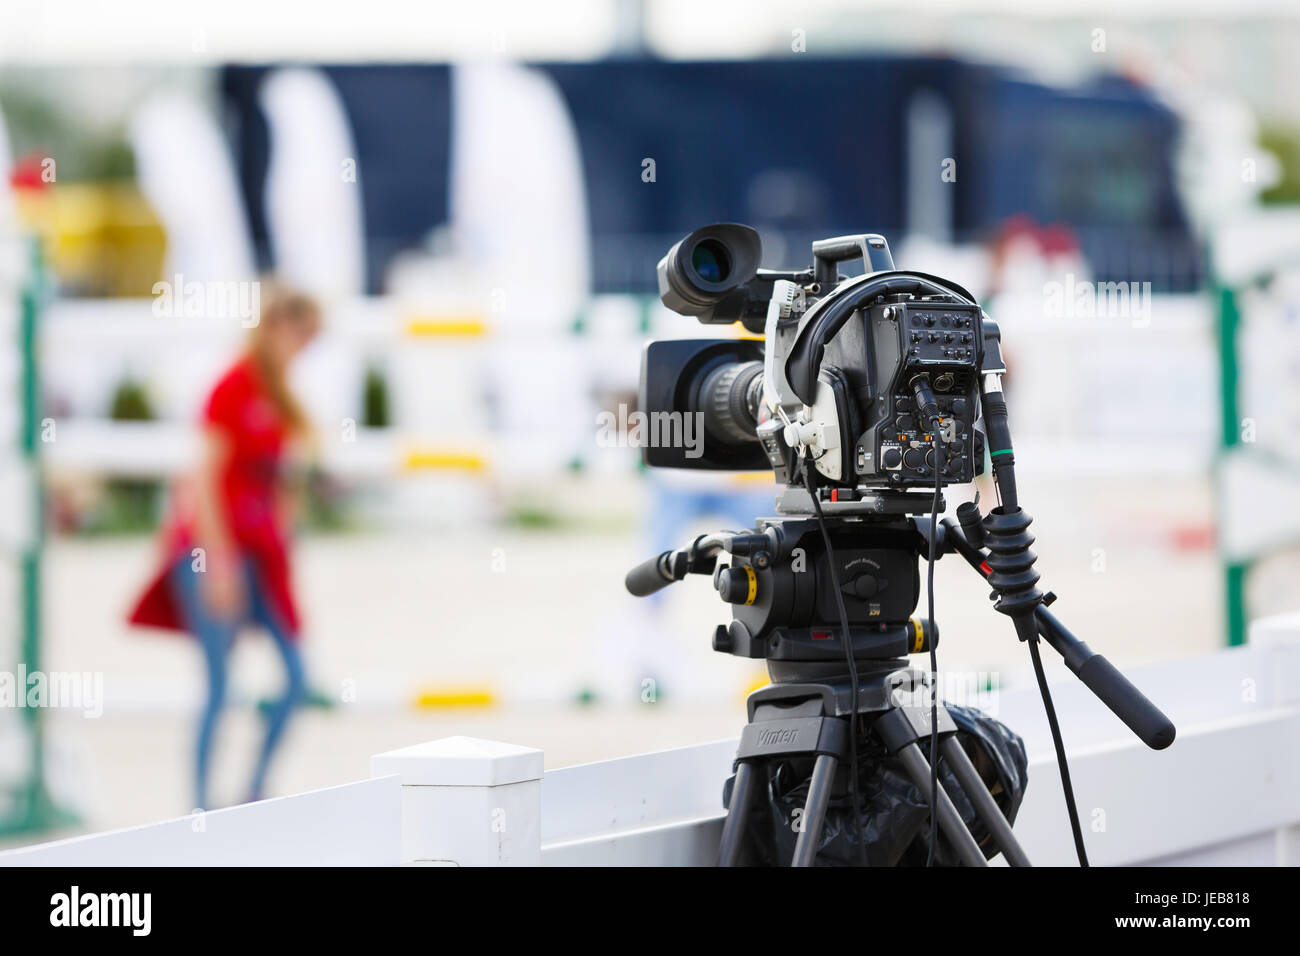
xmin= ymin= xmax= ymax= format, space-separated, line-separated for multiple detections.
xmin=222 ymin=56 xmax=1199 ymax=294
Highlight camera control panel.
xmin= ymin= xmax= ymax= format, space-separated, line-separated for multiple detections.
xmin=858 ymin=301 xmax=985 ymax=487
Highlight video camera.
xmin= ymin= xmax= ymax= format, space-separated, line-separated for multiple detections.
xmin=625 ymin=223 xmax=1175 ymax=868
xmin=641 ymin=223 xmax=1008 ymax=511
xmin=630 ymin=222 xmax=1029 ymax=662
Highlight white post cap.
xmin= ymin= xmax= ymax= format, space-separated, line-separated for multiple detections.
xmin=372 ymin=736 xmax=544 ymax=787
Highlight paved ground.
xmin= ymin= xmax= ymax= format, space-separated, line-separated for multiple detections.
xmin=2 ymin=470 xmax=1288 ymax=849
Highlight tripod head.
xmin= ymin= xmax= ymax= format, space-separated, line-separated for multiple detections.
xmin=626 ymin=510 xmax=1175 ymax=752
xmin=629 ymin=512 xmax=940 ymax=664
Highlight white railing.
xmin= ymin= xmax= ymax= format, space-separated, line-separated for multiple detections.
xmin=0 ymin=777 xmax=400 ymax=866
xmin=4 ymin=614 xmax=1299 ymax=867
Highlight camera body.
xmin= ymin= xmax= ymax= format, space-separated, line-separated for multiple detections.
xmin=780 ymin=296 xmax=985 ymax=490
xmin=641 ymin=224 xmax=1005 ymax=503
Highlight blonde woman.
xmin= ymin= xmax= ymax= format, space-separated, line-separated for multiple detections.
xmin=130 ymin=286 xmax=321 ymax=808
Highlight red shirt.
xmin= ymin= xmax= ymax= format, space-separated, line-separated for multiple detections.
xmin=128 ymin=357 xmax=302 ymax=637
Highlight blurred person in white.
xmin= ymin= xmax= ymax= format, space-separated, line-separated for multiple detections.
xmin=259 ymin=67 xmax=366 ymax=300
xmin=130 ymin=91 xmax=257 ymax=285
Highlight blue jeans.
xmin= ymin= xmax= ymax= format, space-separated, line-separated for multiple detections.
xmin=169 ymin=556 xmax=305 ymax=809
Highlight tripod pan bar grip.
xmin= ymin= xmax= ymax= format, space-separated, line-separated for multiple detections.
xmin=1038 ymin=607 xmax=1176 ymax=751
xmin=939 ymin=517 xmax=1176 ymax=751
xmin=625 ymin=551 xmax=684 ymax=597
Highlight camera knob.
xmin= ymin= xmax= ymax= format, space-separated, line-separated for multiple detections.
xmin=903 ymin=447 xmax=925 ymax=470
xmin=715 ymin=566 xmax=756 ymax=605
xmin=773 ymin=280 xmax=798 ymax=319
xmin=881 ymin=446 xmax=902 ymax=469
xmin=713 ymin=625 xmax=734 ymax=653
xmin=783 ymin=420 xmax=819 ymax=449
xmin=842 ymin=573 xmax=885 ymax=600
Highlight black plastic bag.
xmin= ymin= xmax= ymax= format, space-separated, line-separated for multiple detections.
xmin=721 ymin=702 xmax=1028 ymax=866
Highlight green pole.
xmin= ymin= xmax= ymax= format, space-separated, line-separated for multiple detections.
xmin=1217 ymin=286 xmax=1240 ymax=449
xmin=1 ymin=238 xmax=76 ymax=837
xmin=1215 ymin=284 xmax=1248 ymax=647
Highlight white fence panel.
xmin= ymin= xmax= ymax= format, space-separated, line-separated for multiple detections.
xmin=0 ymin=776 xmax=401 ymax=866
xmin=2 ymin=615 xmax=1299 ymax=866
xmin=540 ymin=739 xmax=735 ymax=866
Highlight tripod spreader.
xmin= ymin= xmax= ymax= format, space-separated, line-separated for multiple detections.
xmin=937 ymin=516 xmax=1176 ymax=751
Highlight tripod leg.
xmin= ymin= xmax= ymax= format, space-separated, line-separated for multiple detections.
xmin=895 ymin=742 xmax=988 ymax=867
xmin=717 ymin=761 xmax=757 ymax=867
xmin=790 ymin=753 xmax=837 ymax=867
xmin=938 ymin=736 xmax=1031 ymax=867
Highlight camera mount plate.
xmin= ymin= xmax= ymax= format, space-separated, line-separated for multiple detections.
xmin=775 ymin=486 xmax=945 ymax=516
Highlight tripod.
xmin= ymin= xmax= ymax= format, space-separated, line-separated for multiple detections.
xmin=627 ymin=502 xmax=1176 ymax=868
xmin=717 ymin=658 xmax=1031 ymax=867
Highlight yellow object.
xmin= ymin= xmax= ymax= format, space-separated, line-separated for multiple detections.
xmin=743 ymin=673 xmax=769 ymax=700
xmin=401 ymin=448 xmax=488 ymax=473
xmin=911 ymin=617 xmax=925 ymax=653
xmin=413 ymin=687 xmax=496 ymax=709
xmin=404 ymin=316 xmax=488 ymax=337
xmin=14 ymin=182 xmax=166 ymax=296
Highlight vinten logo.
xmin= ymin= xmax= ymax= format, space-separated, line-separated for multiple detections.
xmin=49 ymin=886 xmax=151 ymax=936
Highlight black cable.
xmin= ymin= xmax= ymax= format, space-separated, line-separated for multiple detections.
xmin=1027 ymin=635 xmax=1090 ymax=866
xmin=925 ymin=434 xmax=941 ymax=865
xmin=982 ymin=385 xmax=1088 ymax=866
xmin=800 ymin=455 xmax=868 ymax=866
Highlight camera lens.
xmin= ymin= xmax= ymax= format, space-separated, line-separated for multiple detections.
xmin=699 ymin=360 xmax=763 ymax=445
xmin=691 ymin=240 xmax=731 ymax=284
